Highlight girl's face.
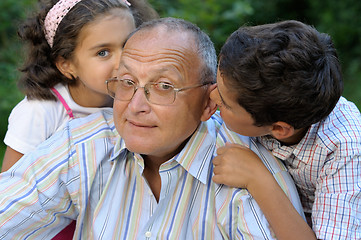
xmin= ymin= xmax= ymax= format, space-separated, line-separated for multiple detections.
xmin=64 ymin=9 xmax=135 ymax=108
xmin=210 ymin=69 xmax=272 ymax=137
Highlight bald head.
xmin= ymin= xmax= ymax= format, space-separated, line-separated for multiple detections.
xmin=125 ymin=17 xmax=217 ymax=84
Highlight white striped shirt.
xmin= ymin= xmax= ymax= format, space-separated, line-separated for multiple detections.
xmin=0 ymin=111 xmax=304 ymax=239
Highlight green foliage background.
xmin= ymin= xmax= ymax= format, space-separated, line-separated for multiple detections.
xmin=1 ymin=0 xmax=361 ymax=160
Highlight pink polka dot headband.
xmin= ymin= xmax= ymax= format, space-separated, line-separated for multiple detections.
xmin=44 ymin=0 xmax=131 ymax=47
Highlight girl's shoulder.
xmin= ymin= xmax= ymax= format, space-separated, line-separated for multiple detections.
xmin=5 ymin=96 xmax=69 ymax=153
xmin=10 ymin=96 xmax=64 ymax=118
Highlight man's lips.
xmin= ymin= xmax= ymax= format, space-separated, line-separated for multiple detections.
xmin=127 ymin=120 xmax=156 ymax=128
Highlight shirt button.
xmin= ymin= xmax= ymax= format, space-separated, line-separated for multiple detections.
xmin=145 ymin=231 xmax=151 ymax=238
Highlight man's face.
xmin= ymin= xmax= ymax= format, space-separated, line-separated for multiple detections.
xmin=113 ymin=26 xmax=212 ymax=160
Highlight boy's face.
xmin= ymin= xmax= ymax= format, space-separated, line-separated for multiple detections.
xmin=210 ymin=69 xmax=272 ymax=137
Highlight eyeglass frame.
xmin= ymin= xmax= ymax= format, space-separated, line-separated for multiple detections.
xmin=105 ymin=77 xmax=212 ymax=105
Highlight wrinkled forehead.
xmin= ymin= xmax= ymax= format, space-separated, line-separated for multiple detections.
xmin=122 ymin=26 xmax=199 ymax=66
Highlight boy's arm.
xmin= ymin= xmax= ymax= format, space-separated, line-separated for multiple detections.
xmin=312 ymin=154 xmax=361 ymax=239
xmin=213 ymin=143 xmax=316 ymax=240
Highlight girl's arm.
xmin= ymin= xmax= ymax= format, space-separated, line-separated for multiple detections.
xmin=213 ymin=143 xmax=316 ymax=240
xmin=2 ymin=146 xmax=24 ymax=172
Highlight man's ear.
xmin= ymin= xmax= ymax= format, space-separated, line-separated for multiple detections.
xmin=55 ymin=56 xmax=76 ymax=79
xmin=270 ymin=121 xmax=295 ymax=140
xmin=200 ymin=83 xmax=218 ymax=121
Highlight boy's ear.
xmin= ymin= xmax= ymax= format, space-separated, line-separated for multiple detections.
xmin=200 ymin=83 xmax=218 ymax=121
xmin=270 ymin=121 xmax=295 ymax=140
xmin=55 ymin=56 xmax=76 ymax=79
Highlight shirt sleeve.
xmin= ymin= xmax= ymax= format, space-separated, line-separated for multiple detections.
xmin=4 ymin=97 xmax=65 ymax=154
xmin=312 ymin=154 xmax=361 ymax=239
xmin=250 ymin=138 xmax=306 ymax=220
xmin=0 ymin=127 xmax=80 ymax=239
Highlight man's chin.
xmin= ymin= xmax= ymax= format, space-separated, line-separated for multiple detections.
xmin=124 ymin=140 xmax=153 ymax=155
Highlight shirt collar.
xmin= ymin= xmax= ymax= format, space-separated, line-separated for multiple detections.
xmin=172 ymin=121 xmax=216 ymax=184
xmin=109 ymin=135 xmax=128 ymax=162
xmin=259 ymin=122 xmax=320 ymax=162
xmin=108 ymin=120 xmax=216 ymax=185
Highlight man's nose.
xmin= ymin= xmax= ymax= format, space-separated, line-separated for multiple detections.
xmin=127 ymin=86 xmax=151 ymax=113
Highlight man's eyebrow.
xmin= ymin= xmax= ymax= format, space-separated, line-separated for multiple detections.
xmin=119 ymin=62 xmax=169 ymax=73
xmin=118 ymin=61 xmax=183 ymax=82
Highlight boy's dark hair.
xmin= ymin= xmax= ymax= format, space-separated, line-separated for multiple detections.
xmin=219 ymin=20 xmax=343 ymax=129
xmin=18 ymin=0 xmax=158 ymax=100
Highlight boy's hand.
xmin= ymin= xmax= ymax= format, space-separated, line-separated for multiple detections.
xmin=212 ymin=143 xmax=271 ymax=190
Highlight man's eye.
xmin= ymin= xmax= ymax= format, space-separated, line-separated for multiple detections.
xmin=98 ymin=50 xmax=109 ymax=57
xmin=155 ymin=82 xmax=174 ymax=91
xmin=120 ymin=79 xmax=135 ymax=87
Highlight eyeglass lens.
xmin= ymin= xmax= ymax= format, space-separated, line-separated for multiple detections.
xmin=107 ymin=79 xmax=176 ymax=105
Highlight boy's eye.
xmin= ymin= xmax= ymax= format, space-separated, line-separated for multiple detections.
xmin=98 ymin=50 xmax=110 ymax=57
xmin=220 ymin=99 xmax=232 ymax=110
xmin=222 ymin=103 xmax=232 ymax=110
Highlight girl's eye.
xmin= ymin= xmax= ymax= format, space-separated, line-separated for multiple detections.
xmin=97 ymin=50 xmax=110 ymax=57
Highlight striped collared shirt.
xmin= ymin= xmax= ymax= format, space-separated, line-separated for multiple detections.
xmin=259 ymin=97 xmax=361 ymax=239
xmin=0 ymin=111 xmax=304 ymax=239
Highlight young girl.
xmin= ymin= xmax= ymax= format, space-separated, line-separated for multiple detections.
xmin=2 ymin=0 xmax=158 ymax=238
xmin=2 ymin=0 xmax=158 ymax=170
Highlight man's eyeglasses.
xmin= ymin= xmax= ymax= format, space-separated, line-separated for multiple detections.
xmin=106 ymin=78 xmax=211 ymax=105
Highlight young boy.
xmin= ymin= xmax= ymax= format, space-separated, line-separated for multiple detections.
xmin=211 ymin=20 xmax=361 ymax=240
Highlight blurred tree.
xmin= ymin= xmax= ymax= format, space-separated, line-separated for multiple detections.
xmin=247 ymin=0 xmax=361 ymax=108
xmin=308 ymin=0 xmax=361 ymax=108
xmin=149 ymin=0 xmax=254 ymax=52
xmin=0 ymin=0 xmax=36 ymax=159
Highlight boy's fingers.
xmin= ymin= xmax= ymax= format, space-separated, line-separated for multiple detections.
xmin=212 ymin=156 xmax=220 ymax=165
xmin=216 ymin=146 xmax=227 ymax=155
xmin=225 ymin=142 xmax=247 ymax=149
xmin=213 ymin=155 xmax=225 ymax=166
xmin=213 ymin=165 xmax=220 ymax=174
xmin=217 ymin=143 xmax=248 ymax=156
xmin=212 ymin=175 xmax=221 ymax=184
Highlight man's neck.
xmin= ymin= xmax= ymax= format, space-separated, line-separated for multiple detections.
xmin=142 ymin=155 xmax=166 ymax=202
xmin=141 ymin=137 xmax=191 ymax=202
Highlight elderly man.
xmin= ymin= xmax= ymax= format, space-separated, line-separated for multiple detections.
xmin=0 ymin=18 xmax=304 ymax=239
